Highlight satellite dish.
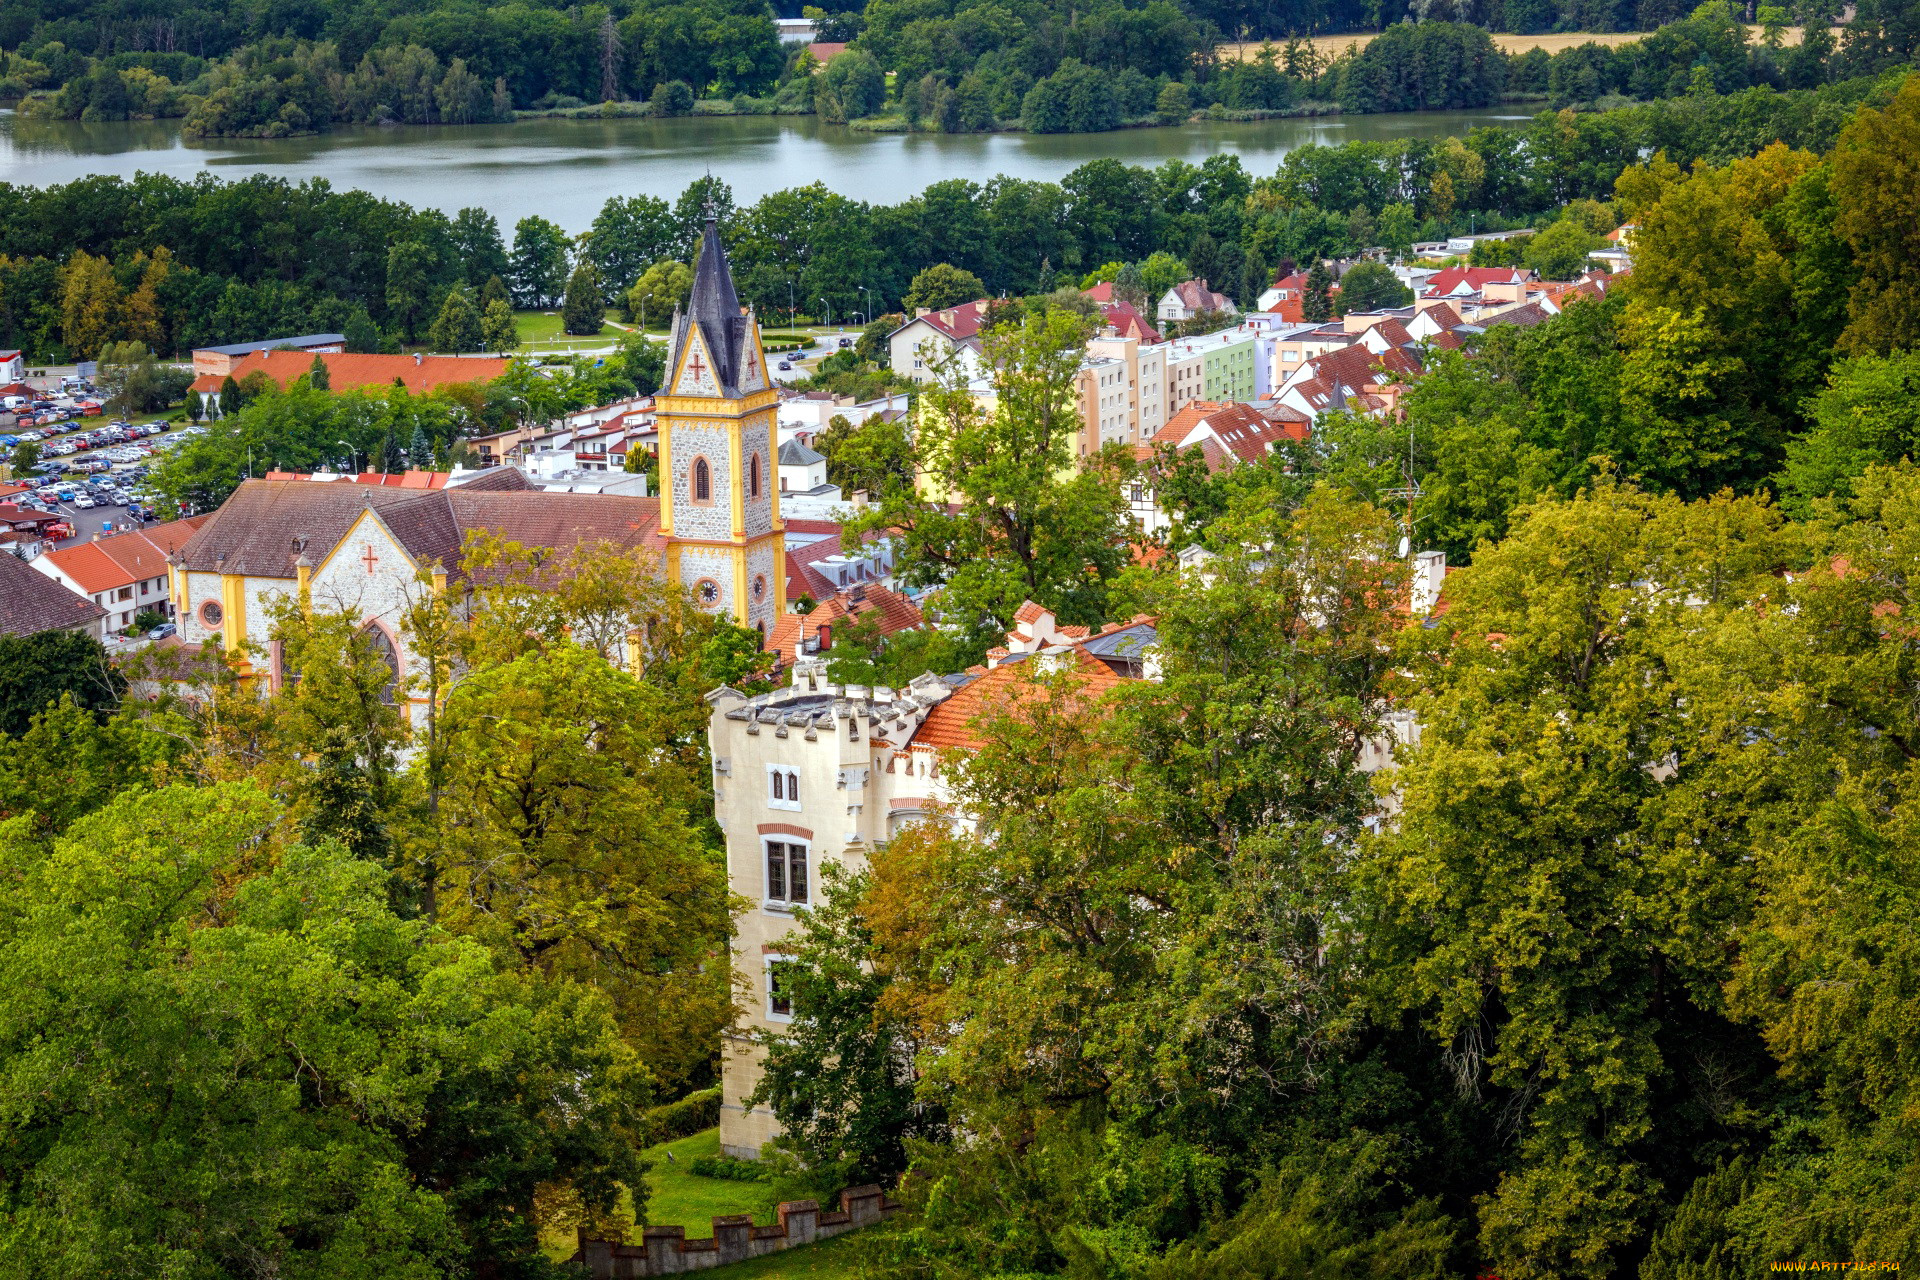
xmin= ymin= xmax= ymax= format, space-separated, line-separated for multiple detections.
xmin=1397 ymin=536 xmax=1411 ymax=558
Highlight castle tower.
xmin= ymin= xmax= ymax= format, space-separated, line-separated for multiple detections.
xmin=656 ymin=208 xmax=784 ymax=636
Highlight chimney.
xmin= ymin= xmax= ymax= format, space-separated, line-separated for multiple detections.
xmin=413 ymin=352 xmax=423 ymax=366
xmin=817 ymin=622 xmax=832 ymax=652
xmin=1412 ymin=550 xmax=1446 ymax=614
xmin=852 ymin=489 xmax=868 ymax=512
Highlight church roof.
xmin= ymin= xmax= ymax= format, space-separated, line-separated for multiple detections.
xmin=175 ymin=479 xmax=664 ymax=581
xmin=678 ymin=213 xmax=751 ymax=396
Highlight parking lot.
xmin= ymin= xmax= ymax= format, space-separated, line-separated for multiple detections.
xmin=3 ymin=384 xmax=190 ymax=546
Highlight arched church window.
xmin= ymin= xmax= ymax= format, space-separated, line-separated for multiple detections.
xmin=749 ymin=452 xmax=762 ymax=498
xmin=362 ymin=623 xmax=401 ymax=704
xmin=692 ymin=456 xmax=712 ymax=503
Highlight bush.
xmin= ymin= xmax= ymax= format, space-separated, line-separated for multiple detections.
xmin=649 ymin=79 xmax=694 ymax=117
xmin=690 ymin=1154 xmax=771 ymax=1182
xmin=642 ymin=1087 xmax=720 ymax=1145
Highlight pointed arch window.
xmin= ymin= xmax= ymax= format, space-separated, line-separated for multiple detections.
xmin=361 ymin=623 xmax=401 ymax=704
xmin=749 ymin=452 xmax=762 ymax=499
xmin=692 ymin=456 xmax=712 ymax=503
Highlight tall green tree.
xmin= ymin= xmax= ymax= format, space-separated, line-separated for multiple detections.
xmin=902 ymin=262 xmax=987 ymax=312
xmin=560 ymin=257 xmax=604 ymax=336
xmin=850 ymin=309 xmax=1132 ymax=634
xmin=427 ymin=282 xmax=485 ymax=351
xmin=384 ymin=239 xmax=438 ymax=343
xmin=509 ymin=216 xmax=571 ymax=309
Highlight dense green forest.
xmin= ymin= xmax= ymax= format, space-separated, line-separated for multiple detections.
xmin=2 ymin=0 xmax=1915 ymax=135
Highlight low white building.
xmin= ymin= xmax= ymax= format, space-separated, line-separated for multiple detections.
xmin=776 ymin=438 xmax=844 ymax=520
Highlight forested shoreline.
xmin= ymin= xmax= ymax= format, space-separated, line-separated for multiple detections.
xmin=0 ymin=70 xmax=1898 ymax=367
xmin=2 ymin=0 xmax=1913 ymax=137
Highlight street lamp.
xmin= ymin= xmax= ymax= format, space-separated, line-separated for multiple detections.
xmin=336 ymin=439 xmax=359 ymax=473
xmin=858 ymin=285 xmax=872 ymax=327
xmin=819 ymin=297 xmax=831 ymax=331
xmin=786 ymin=280 xmax=796 ymax=328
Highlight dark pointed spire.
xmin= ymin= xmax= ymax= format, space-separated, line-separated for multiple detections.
xmin=687 ymin=204 xmax=744 ymax=393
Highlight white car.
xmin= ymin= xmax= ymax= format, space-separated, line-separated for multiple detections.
xmin=71 ymin=494 xmax=96 ymax=509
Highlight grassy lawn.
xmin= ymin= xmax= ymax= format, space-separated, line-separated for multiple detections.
xmin=513 ymin=309 xmax=619 ymax=352
xmin=539 ymin=1127 xmax=868 ymax=1279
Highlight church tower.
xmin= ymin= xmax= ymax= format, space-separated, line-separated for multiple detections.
xmin=656 ymin=207 xmax=784 ymax=637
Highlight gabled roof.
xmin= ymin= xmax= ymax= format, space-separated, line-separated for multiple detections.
xmin=1327 ymin=341 xmax=1421 ymax=382
xmin=1099 ymin=300 xmax=1161 ymax=344
xmin=1423 ymin=267 xmax=1532 ymax=297
xmin=0 ymin=552 xmax=106 ymax=636
xmin=1164 ymin=400 xmax=1309 ymax=465
xmin=1476 ymin=302 xmax=1553 ymax=331
xmin=899 ymin=300 xmax=992 ymax=343
xmin=194 ymin=333 xmax=344 ymax=358
xmin=1168 ymin=278 xmax=1235 ymax=313
xmin=38 ymin=517 xmax=207 ymax=592
xmin=176 ymin=479 xmax=662 ymax=582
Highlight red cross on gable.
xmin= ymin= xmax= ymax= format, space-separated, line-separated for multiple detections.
xmin=744 ymin=345 xmax=758 ymax=378
xmin=361 ymin=545 xmax=379 ymax=575
xmin=685 ymin=349 xmax=707 ymax=384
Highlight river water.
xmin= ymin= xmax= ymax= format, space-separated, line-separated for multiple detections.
xmin=1 ymin=108 xmax=1529 ymax=230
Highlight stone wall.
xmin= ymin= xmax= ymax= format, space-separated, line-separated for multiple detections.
xmin=571 ymin=1185 xmax=899 ymax=1277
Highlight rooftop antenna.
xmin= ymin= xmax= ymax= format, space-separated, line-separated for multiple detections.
xmin=1380 ymin=409 xmax=1421 ymax=558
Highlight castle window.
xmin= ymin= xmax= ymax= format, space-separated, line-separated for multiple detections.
xmin=766 ymin=956 xmax=796 ymax=1020
xmin=765 ymin=840 xmax=809 ymax=907
xmin=768 ymin=764 xmax=801 ymax=810
xmin=692 ymin=456 xmax=712 ymax=503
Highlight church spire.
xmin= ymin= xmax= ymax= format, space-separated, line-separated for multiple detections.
xmin=685 ymin=201 xmax=745 ymax=395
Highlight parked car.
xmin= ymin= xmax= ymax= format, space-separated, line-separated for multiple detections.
xmin=147 ymin=622 xmax=177 ymax=640
xmin=778 ymin=360 xmax=793 ymax=370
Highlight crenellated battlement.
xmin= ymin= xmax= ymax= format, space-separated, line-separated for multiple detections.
xmin=569 ymin=1184 xmax=900 ymax=1276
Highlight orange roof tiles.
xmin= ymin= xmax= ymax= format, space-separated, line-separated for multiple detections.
xmin=912 ymin=647 xmax=1122 ymax=751
xmin=190 ymin=351 xmax=510 ymax=398
xmin=767 ymin=583 xmax=925 ymax=662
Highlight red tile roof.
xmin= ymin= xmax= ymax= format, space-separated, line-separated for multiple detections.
xmin=34 ymin=517 xmax=208 ymax=594
xmin=1164 ymin=400 xmax=1309 ymax=465
xmin=911 ymin=646 xmax=1121 ymax=750
xmin=1423 ymin=267 xmax=1530 ymax=297
xmin=1098 ymin=300 xmax=1162 ymax=345
xmin=190 ymin=351 xmax=510 ymax=398
xmin=909 ymin=300 xmax=992 ymax=342
xmin=768 ymin=583 xmax=924 ymax=662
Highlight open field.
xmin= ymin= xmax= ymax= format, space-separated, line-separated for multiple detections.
xmin=539 ymin=1128 xmax=865 ymax=1279
xmin=512 ymin=309 xmax=624 ymax=353
xmin=1221 ymin=24 xmax=1828 ymax=60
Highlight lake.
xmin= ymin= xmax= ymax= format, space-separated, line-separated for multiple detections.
xmin=1 ymin=109 xmax=1532 ymax=230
